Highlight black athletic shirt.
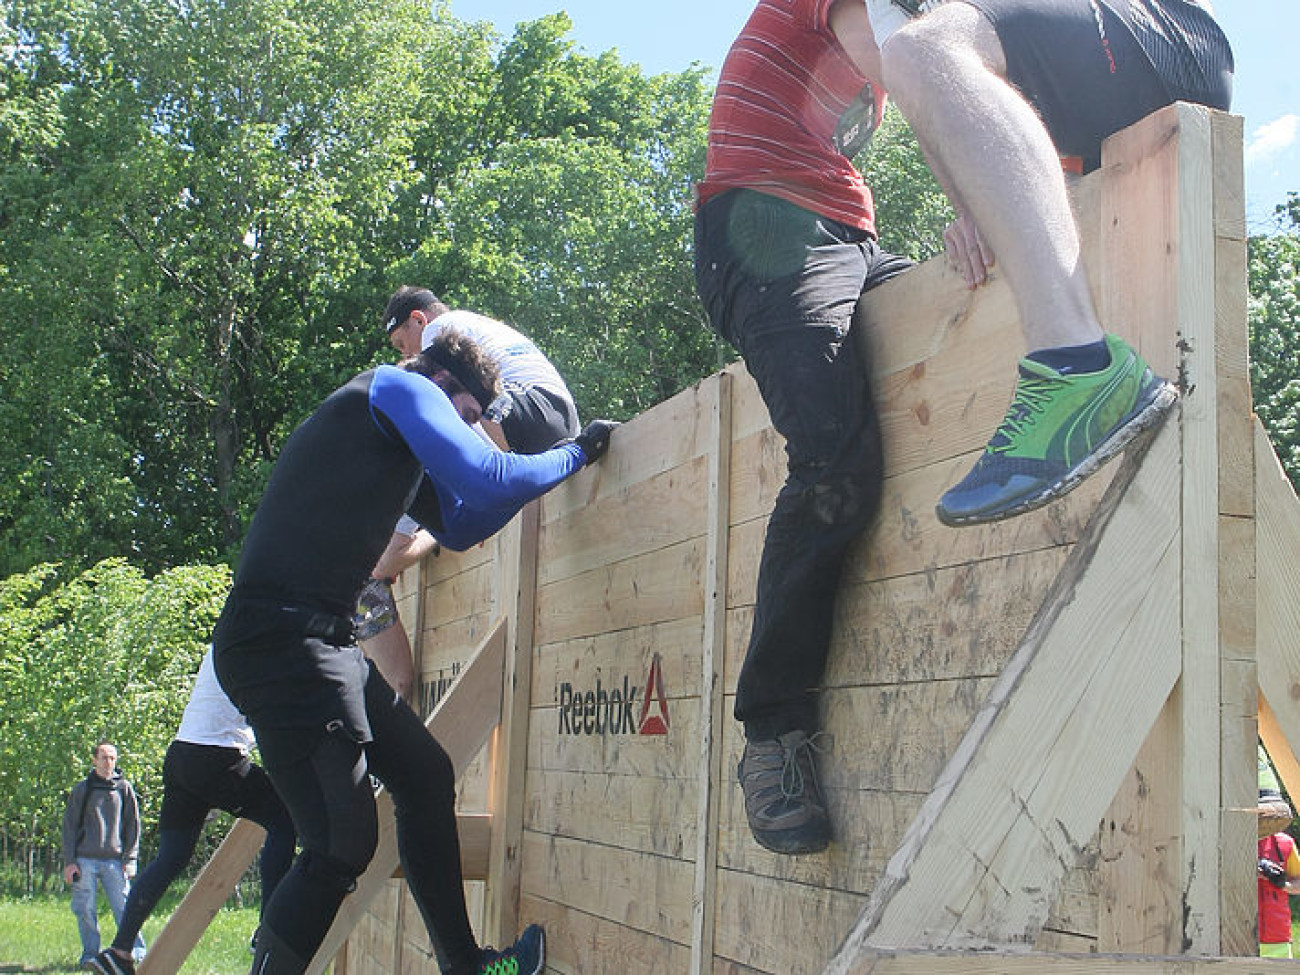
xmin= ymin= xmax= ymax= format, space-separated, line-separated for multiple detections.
xmin=230 ymin=365 xmax=585 ymax=618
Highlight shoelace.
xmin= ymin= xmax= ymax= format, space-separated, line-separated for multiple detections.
xmin=780 ymin=732 xmax=831 ymax=799
xmin=480 ymin=952 xmax=519 ymax=975
xmin=988 ymin=375 xmax=1066 ymax=453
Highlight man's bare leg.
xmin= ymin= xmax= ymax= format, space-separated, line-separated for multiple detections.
xmin=880 ymin=2 xmax=1103 ymax=352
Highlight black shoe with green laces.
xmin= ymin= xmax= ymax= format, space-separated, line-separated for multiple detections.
xmin=478 ymin=924 xmax=545 ymax=975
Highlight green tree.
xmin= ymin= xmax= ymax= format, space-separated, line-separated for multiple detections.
xmin=1249 ymin=193 xmax=1300 ymax=487
xmin=0 ymin=0 xmax=436 ymax=572
xmin=0 ymin=559 xmax=229 ymax=890
xmin=389 ymin=14 xmax=721 ymax=420
xmin=859 ymin=105 xmax=952 ymax=262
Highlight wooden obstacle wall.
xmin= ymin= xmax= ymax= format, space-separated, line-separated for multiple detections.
xmin=327 ymin=102 xmax=1263 ymax=974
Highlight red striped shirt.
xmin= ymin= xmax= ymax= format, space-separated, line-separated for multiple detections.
xmin=697 ymin=0 xmax=877 ymax=233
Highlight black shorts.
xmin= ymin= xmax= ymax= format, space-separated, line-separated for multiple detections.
xmin=496 ymin=386 xmax=580 ymax=455
xmin=213 ymin=596 xmax=375 ymax=769
xmin=156 ymin=740 xmax=282 ymax=832
xmin=963 ymin=0 xmax=1233 ymax=168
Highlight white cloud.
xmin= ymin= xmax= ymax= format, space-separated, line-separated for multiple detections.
xmin=1246 ymin=114 xmax=1300 ymax=165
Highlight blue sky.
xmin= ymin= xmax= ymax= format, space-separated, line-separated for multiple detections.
xmin=450 ymin=0 xmax=1297 ymax=234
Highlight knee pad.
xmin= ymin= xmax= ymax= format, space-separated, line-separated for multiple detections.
xmin=804 ymin=470 xmax=881 ymax=530
xmin=299 ymin=850 xmax=361 ymax=896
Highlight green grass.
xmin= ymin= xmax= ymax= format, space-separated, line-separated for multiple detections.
xmin=0 ymin=893 xmax=258 ymax=974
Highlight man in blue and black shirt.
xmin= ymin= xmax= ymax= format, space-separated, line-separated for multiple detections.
xmin=212 ymin=328 xmax=614 ymax=975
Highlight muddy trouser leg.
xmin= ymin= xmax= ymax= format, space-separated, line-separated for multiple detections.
xmin=694 ymin=189 xmax=912 ymax=738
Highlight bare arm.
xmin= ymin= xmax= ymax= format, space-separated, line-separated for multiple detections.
xmin=828 ymin=0 xmax=885 ymax=86
xmin=371 ymin=528 xmax=439 ymax=581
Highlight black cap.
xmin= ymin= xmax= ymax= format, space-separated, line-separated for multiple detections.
xmin=382 ymin=287 xmax=439 ymax=334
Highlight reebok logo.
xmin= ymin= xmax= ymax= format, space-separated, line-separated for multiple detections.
xmin=557 ymin=653 xmax=671 ymax=737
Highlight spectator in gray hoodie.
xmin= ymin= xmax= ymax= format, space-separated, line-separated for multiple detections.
xmin=61 ymin=741 xmax=145 ymax=967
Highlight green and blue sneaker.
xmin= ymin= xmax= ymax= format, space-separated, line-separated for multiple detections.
xmin=936 ymin=333 xmax=1177 ymax=527
xmin=479 ymin=924 xmax=545 ymax=975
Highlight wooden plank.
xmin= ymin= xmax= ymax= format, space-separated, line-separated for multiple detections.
xmin=541 ymin=378 xmax=716 ymax=525
xmin=827 ymin=546 xmax=1073 ymax=687
xmin=728 ymin=361 xmax=769 ymax=442
xmin=307 ymin=619 xmax=508 ymax=974
xmin=713 ymin=868 xmax=866 ymax=974
xmin=538 ymin=453 xmax=710 ymax=587
xmin=525 ymin=769 xmax=698 ymax=858
xmin=856 ymin=248 xmax=1025 ymax=479
xmin=1095 ymin=697 xmax=1182 ymax=954
xmin=485 ymin=503 xmax=540 ymax=944
xmin=421 ymin=557 xmax=497 ymax=630
xmin=825 ymin=421 xmax=1182 ymax=966
xmin=534 ymin=536 xmax=707 ymax=645
xmin=519 ymin=830 xmax=696 ymax=945
xmin=520 ymin=893 xmax=694 ymax=975
xmin=1100 ymin=101 xmax=1223 ymax=953
xmin=532 ymin=617 xmax=706 ymax=711
xmin=1038 ymin=853 xmax=1100 ymax=951
xmin=1209 ymin=106 xmax=1256 ymax=955
xmin=1258 ymin=696 xmax=1300 ymax=809
xmin=1214 ymin=232 xmax=1252 ymax=519
xmin=137 ymin=819 xmax=266 ymax=975
xmin=457 ymin=812 xmax=492 ymax=880
xmin=1161 ymin=104 xmax=1221 ymax=953
xmin=727 ymin=455 xmax=1113 ymax=610
xmin=527 ymin=690 xmax=705 ymax=779
xmin=693 ymin=371 xmax=731 ymax=975
xmin=826 ymin=948 xmax=1300 ymax=975
xmin=1218 ymin=516 xmax=1259 ymax=958
xmin=728 ymin=425 xmax=784 ymax=527
xmin=1210 ymin=113 xmax=1247 ymax=243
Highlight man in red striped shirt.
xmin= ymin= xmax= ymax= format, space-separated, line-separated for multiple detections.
xmin=694 ymin=0 xmax=912 ymax=855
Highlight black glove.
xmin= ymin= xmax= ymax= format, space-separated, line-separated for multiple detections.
xmin=1260 ymin=857 xmax=1288 ymax=888
xmin=575 ymin=419 xmax=618 ymax=465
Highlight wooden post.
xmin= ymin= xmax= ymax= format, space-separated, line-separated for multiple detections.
xmin=690 ymin=370 xmax=732 ymax=974
xmin=484 ymin=501 xmax=541 ymax=945
xmin=1256 ymin=417 xmax=1300 ymax=793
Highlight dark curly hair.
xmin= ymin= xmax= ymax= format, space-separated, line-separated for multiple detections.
xmin=403 ymin=326 xmax=502 ymax=412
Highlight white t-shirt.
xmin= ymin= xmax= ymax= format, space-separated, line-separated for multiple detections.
xmin=176 ymin=649 xmax=256 ymax=753
xmin=421 ymin=310 xmax=574 ymax=404
xmin=867 ymin=0 xmax=945 ymax=45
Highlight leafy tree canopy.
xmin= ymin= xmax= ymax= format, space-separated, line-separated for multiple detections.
xmin=0 ymin=559 xmax=229 ymax=885
xmin=1250 ymin=192 xmax=1300 ymax=488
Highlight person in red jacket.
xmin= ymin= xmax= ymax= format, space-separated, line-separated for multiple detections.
xmin=1259 ymin=830 xmax=1300 ymax=957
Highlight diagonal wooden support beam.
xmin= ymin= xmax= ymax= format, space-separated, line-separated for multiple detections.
xmin=825 ymin=419 xmax=1182 ymax=971
xmin=305 ymin=617 xmax=507 ymax=973
xmin=1254 ymin=418 xmax=1300 ymax=791
xmin=138 ymin=818 xmax=267 ymax=974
